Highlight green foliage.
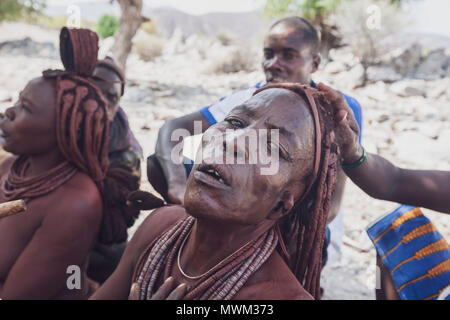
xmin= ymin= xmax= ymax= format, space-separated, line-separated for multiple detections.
xmin=264 ymin=0 xmax=342 ymax=20
xmin=264 ymin=0 xmax=405 ymax=20
xmin=97 ymin=14 xmax=120 ymax=39
xmin=0 ymin=0 xmax=45 ymax=22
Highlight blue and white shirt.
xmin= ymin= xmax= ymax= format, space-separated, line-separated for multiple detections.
xmin=200 ymin=82 xmax=363 ymax=142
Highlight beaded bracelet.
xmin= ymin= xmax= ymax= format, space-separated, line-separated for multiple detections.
xmin=342 ymin=146 xmax=366 ymax=169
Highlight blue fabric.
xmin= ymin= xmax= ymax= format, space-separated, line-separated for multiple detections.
xmin=182 ymin=157 xmax=194 ymax=176
xmin=322 ymin=225 xmax=331 ymax=267
xmin=199 ymin=83 xmax=363 ymax=143
xmin=199 ymin=105 xmax=217 ymax=125
xmin=367 ymin=204 xmax=450 ymax=300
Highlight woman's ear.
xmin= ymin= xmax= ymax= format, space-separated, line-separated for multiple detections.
xmin=311 ymin=54 xmax=321 ymax=73
xmin=267 ymin=190 xmax=295 ymax=221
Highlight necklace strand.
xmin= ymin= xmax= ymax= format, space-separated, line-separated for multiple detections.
xmin=177 ymin=228 xmax=256 ymax=280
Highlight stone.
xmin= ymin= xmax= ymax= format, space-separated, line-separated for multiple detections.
xmin=0 ymin=37 xmax=57 ymax=59
xmin=389 ymin=79 xmax=426 ymax=97
xmin=425 ymin=79 xmax=450 ymax=99
xmin=415 ymin=48 xmax=449 ymax=80
xmin=122 ymin=86 xmax=154 ymax=103
xmin=0 ymin=91 xmax=11 ymax=103
xmin=390 ymin=43 xmax=423 ymax=77
xmin=324 ymin=60 xmax=347 ymax=74
xmin=366 ymin=66 xmax=402 ymax=82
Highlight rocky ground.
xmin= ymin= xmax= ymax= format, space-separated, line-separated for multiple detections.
xmin=0 ymin=22 xmax=449 ymax=300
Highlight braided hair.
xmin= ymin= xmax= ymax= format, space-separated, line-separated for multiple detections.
xmin=40 ymin=27 xmax=139 ymax=244
xmin=254 ymin=83 xmax=340 ymax=299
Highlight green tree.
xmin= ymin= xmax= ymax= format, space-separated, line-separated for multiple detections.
xmin=0 ymin=0 xmax=45 ymax=22
xmin=264 ymin=0 xmax=343 ymax=58
xmin=264 ymin=0 xmax=406 ymax=57
xmin=96 ymin=14 xmax=120 ymax=39
xmin=265 ymin=0 xmax=341 ymax=20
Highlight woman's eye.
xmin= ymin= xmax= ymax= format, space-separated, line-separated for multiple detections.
xmin=264 ymin=50 xmax=274 ymax=59
xmin=267 ymin=141 xmax=287 ymax=160
xmin=21 ymin=104 xmax=30 ymax=112
xmin=226 ymin=118 xmax=244 ymax=128
xmin=283 ymin=53 xmax=294 ymax=60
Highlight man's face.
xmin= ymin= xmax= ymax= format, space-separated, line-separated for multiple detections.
xmin=262 ymin=24 xmax=320 ymax=84
xmin=184 ymin=88 xmax=315 ymax=226
xmin=90 ymin=66 xmax=122 ymax=121
xmin=1 ymin=77 xmax=58 ymax=155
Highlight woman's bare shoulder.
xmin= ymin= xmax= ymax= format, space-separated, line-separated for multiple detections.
xmin=234 ymin=251 xmax=314 ymax=300
xmin=126 ymin=205 xmax=188 ymax=262
xmin=138 ymin=205 xmax=188 ymax=238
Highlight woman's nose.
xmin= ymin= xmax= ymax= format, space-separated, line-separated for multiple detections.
xmin=223 ymin=131 xmax=250 ymax=163
xmin=5 ymin=107 xmax=16 ymax=121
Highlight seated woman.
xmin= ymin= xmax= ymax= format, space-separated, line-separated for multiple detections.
xmin=87 ymin=57 xmax=144 ymax=284
xmin=318 ymin=83 xmax=450 ymax=300
xmin=92 ymin=83 xmax=340 ymax=300
xmin=0 ymin=27 xmax=136 ymax=299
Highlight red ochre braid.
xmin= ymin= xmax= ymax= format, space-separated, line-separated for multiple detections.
xmin=254 ymin=83 xmax=339 ymax=300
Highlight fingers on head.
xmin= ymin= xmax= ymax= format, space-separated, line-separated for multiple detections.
xmin=337 ymin=109 xmax=348 ymax=123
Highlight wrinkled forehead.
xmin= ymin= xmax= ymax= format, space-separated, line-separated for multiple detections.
xmin=233 ymin=88 xmax=313 ymax=132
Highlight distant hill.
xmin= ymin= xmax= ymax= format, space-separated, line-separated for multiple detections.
xmin=146 ymin=7 xmax=269 ymax=43
xmin=43 ymin=2 xmax=269 ymax=44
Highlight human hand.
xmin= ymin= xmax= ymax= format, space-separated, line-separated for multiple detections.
xmin=317 ymin=82 xmax=363 ymax=164
xmin=128 ymin=277 xmax=187 ymax=300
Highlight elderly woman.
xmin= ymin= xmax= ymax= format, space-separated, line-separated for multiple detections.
xmin=0 ymin=27 xmax=138 ymax=299
xmin=92 ymin=82 xmax=340 ymax=300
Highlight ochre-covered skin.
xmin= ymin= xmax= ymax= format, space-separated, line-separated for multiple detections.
xmin=0 ymin=77 xmax=103 ymax=299
xmin=92 ymin=88 xmax=336 ymax=300
xmin=93 ymin=206 xmax=313 ymax=300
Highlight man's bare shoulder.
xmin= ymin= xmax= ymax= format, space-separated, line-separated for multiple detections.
xmin=234 ymin=251 xmax=313 ymax=300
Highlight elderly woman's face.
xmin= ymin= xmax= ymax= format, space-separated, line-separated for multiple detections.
xmin=184 ymin=88 xmax=316 ymax=226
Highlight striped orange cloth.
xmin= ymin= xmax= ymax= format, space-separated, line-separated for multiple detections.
xmin=367 ymin=205 xmax=450 ymax=300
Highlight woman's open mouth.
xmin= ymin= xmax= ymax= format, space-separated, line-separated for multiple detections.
xmin=193 ymin=163 xmax=231 ymax=189
xmin=0 ymin=128 xmax=10 ymax=139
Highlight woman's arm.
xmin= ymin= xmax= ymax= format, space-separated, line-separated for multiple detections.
xmin=0 ymin=191 xmax=101 ymax=299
